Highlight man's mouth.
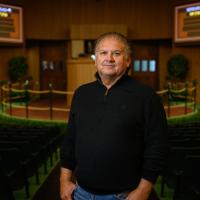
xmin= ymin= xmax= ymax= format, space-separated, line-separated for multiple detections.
xmin=103 ymin=64 xmax=115 ymax=67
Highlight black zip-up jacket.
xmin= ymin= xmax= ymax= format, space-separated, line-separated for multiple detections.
xmin=60 ymin=74 xmax=168 ymax=194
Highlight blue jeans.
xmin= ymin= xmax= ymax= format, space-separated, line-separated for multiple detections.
xmin=73 ymin=185 xmax=129 ymax=200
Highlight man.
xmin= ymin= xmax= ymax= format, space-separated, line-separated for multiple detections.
xmin=60 ymin=32 xmax=168 ymax=200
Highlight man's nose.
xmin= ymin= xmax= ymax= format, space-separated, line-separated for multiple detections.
xmin=106 ymin=52 xmax=115 ymax=61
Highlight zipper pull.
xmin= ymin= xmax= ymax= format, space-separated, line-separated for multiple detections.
xmin=104 ymin=89 xmax=109 ymax=102
xmin=105 ymin=89 xmax=109 ymax=96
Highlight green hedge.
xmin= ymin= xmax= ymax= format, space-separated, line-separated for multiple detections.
xmin=0 ymin=112 xmax=67 ymax=135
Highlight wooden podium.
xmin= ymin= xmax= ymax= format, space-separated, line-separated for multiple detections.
xmin=66 ymin=57 xmax=96 ymax=106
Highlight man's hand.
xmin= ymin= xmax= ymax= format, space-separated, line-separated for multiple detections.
xmin=126 ymin=178 xmax=152 ymax=200
xmin=60 ymin=180 xmax=76 ymax=200
xmin=60 ymin=167 xmax=76 ymax=200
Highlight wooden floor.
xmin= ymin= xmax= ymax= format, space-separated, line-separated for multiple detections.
xmin=164 ymin=105 xmax=193 ymax=118
xmin=4 ymin=98 xmax=69 ymax=122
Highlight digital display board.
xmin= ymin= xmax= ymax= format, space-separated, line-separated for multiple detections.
xmin=0 ymin=3 xmax=23 ymax=43
xmin=174 ymin=2 xmax=200 ymax=43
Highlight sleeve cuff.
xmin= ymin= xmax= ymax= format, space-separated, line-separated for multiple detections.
xmin=142 ymin=169 xmax=159 ymax=184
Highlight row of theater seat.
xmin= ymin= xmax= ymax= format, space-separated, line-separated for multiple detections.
xmin=161 ymin=122 xmax=200 ymax=200
xmin=0 ymin=124 xmax=65 ymax=200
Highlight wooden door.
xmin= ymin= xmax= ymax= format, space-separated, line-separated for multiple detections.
xmin=40 ymin=41 xmax=67 ymax=91
xmin=130 ymin=41 xmax=159 ymax=90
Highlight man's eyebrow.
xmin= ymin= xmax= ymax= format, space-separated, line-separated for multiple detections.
xmin=96 ymin=49 xmax=123 ymax=52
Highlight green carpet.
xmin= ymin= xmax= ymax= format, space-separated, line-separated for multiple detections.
xmin=155 ymin=177 xmax=174 ymax=200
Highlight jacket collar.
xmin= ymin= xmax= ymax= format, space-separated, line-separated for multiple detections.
xmin=95 ymin=70 xmax=129 ymax=88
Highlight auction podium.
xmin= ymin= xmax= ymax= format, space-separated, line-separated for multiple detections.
xmin=66 ymin=57 xmax=96 ymax=106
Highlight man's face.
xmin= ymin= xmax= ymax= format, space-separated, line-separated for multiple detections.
xmin=95 ymin=37 xmax=131 ymax=79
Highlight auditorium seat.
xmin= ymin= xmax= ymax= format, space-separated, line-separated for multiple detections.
xmin=0 ymin=124 xmax=64 ymax=199
xmin=161 ymin=146 xmax=200 ymax=199
xmin=0 ymin=147 xmax=30 ymax=198
xmin=176 ymin=155 xmax=200 ymax=200
xmin=161 ymin=121 xmax=200 ymax=198
xmin=0 ymin=167 xmax=15 ymax=200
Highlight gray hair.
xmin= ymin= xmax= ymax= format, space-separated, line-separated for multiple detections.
xmin=94 ymin=32 xmax=132 ymax=57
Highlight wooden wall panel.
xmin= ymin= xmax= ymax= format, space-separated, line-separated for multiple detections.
xmin=158 ymin=44 xmax=172 ymax=89
xmin=0 ymin=47 xmax=25 ymax=81
xmin=22 ymin=0 xmax=171 ymax=40
xmin=70 ymin=24 xmax=127 ymax=40
xmin=2 ymin=0 xmax=171 ymax=40
xmin=26 ymin=45 xmax=40 ymax=85
xmin=171 ymin=46 xmax=200 ymax=104
xmin=158 ymin=45 xmax=200 ymax=103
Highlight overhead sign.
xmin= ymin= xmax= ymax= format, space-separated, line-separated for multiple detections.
xmin=174 ymin=2 xmax=200 ymax=43
xmin=0 ymin=3 xmax=23 ymax=44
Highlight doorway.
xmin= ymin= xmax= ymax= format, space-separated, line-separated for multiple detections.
xmin=130 ymin=40 xmax=159 ymax=90
xmin=39 ymin=41 xmax=67 ymax=91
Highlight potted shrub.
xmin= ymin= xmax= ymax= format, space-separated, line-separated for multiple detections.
xmin=8 ymin=56 xmax=28 ymax=82
xmin=167 ymin=54 xmax=189 ymax=82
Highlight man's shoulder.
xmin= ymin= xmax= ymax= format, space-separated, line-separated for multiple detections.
xmin=123 ymin=76 xmax=155 ymax=95
xmin=75 ymin=81 xmax=97 ymax=93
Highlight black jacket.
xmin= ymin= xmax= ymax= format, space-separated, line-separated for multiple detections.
xmin=60 ymin=74 xmax=168 ymax=194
